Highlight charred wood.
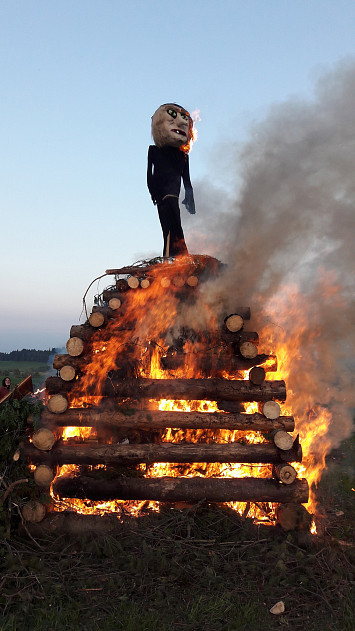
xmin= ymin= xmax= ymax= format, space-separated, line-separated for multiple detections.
xmin=23 ymin=440 xmax=303 ymax=466
xmin=103 ymin=377 xmax=287 ymax=402
xmin=39 ymin=408 xmax=295 ymax=432
xmin=249 ymin=367 xmax=266 ymax=385
xmin=277 ymin=503 xmax=312 ymax=531
xmin=45 ymin=376 xmax=286 ymax=401
xmin=52 ymin=475 xmax=309 ymax=503
xmin=53 ymin=355 xmax=86 ymax=370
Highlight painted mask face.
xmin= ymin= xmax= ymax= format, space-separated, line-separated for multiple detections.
xmin=152 ymin=104 xmax=193 ymax=150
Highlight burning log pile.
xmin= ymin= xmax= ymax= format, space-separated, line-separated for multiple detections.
xmin=21 ymin=255 xmax=310 ymax=530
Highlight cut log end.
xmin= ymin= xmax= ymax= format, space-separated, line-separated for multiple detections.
xmin=89 ymin=311 xmax=105 ymax=328
xmin=32 ymin=428 xmax=56 ymax=451
xmin=187 ymin=275 xmax=198 ymax=287
xmin=47 ymin=394 xmax=68 ymax=414
xmin=33 ymin=465 xmax=55 ymax=487
xmin=66 ymin=337 xmax=85 ymax=357
xmin=127 ymin=276 xmax=139 ymax=289
xmin=273 ymin=464 xmax=297 ymax=485
xmin=108 ymin=297 xmax=122 ymax=310
xmin=239 ymin=341 xmax=258 ymax=359
xmin=22 ymin=501 xmax=46 ymax=523
xmin=272 ymin=430 xmax=294 ymax=451
xmin=59 ymin=365 xmax=76 ymax=382
xmin=262 ymin=401 xmax=281 ymax=419
xmin=249 ymin=366 xmax=266 ymax=385
xmin=140 ymin=279 xmax=150 ymax=289
xmin=160 ymin=277 xmax=171 ymax=288
xmin=225 ymin=314 xmax=244 ymax=333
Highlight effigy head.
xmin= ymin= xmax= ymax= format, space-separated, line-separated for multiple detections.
xmin=151 ymin=103 xmax=193 ymax=152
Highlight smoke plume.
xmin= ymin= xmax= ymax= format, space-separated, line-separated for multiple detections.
xmin=190 ymin=60 xmax=355 ymax=453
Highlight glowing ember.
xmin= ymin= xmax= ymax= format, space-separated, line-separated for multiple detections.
xmin=47 ymin=260 xmax=333 ymax=530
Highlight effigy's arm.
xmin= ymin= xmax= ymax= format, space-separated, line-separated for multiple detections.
xmin=182 ymin=155 xmax=196 ymax=214
xmin=147 ymin=146 xmax=157 ymax=205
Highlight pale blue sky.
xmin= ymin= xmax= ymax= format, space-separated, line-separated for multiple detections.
xmin=1 ymin=0 xmax=355 ymax=351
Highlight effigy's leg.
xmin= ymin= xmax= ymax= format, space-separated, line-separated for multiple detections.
xmin=157 ymin=197 xmax=188 ymax=257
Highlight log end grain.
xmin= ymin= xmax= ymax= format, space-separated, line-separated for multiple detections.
xmin=262 ymin=401 xmax=281 ymax=419
xmin=59 ymin=365 xmax=76 ymax=382
xmin=47 ymin=394 xmax=68 ymax=414
xmin=89 ymin=311 xmax=105 ymax=328
xmin=66 ymin=337 xmax=85 ymax=357
xmin=32 ymin=428 xmax=56 ymax=451
xmin=239 ymin=341 xmax=258 ymax=359
xmin=33 ymin=465 xmax=55 ymax=487
xmin=22 ymin=501 xmax=46 ymax=523
xmin=225 ymin=314 xmax=244 ymax=333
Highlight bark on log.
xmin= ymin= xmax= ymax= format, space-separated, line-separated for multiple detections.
xmin=102 ymin=289 xmax=123 ymax=303
xmin=161 ymin=352 xmax=275 ymax=373
xmin=45 ymin=377 xmax=73 ymax=395
xmin=222 ymin=330 xmax=259 ymax=345
xmin=53 ymin=475 xmax=309 ymax=503
xmin=66 ymin=337 xmax=85 ymax=357
xmin=103 ymin=377 xmax=287 ymax=402
xmin=47 ymin=394 xmax=68 ymax=414
xmin=45 ymin=376 xmax=286 ymax=401
xmin=116 ymin=279 xmax=129 ymax=292
xmin=53 ymin=355 xmax=85 ymax=370
xmin=277 ymin=503 xmax=312 ymax=531
xmin=23 ymin=440 xmax=303 ymax=466
xmin=70 ymin=324 xmax=95 ymax=341
xmin=39 ymin=408 xmax=295 ymax=432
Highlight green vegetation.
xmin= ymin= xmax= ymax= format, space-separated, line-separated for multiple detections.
xmin=0 ymin=399 xmax=354 ymax=631
xmin=0 ymin=506 xmax=354 ymax=631
xmin=0 ymin=361 xmax=54 ymax=390
xmin=0 ymin=349 xmax=56 ymax=362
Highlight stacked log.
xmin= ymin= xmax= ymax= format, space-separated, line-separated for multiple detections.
xmin=21 ymin=256 xmax=309 ymax=529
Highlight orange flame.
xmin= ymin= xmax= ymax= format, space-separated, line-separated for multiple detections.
xmin=49 ymin=263 xmax=338 ymax=530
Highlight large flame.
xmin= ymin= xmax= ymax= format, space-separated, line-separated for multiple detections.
xmin=49 ymin=260 xmax=333 ymax=528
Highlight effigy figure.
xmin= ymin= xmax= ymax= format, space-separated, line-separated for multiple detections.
xmin=147 ymin=103 xmax=196 ymax=257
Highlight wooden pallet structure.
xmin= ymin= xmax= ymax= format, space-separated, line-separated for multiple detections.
xmin=21 ymin=255 xmax=310 ymax=530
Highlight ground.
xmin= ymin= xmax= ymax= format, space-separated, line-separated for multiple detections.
xmin=1 ymin=439 xmax=354 ymax=631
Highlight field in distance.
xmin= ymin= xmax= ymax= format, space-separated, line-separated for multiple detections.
xmin=0 ymin=360 xmax=54 ymax=390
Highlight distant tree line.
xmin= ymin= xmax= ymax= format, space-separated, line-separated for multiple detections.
xmin=0 ymin=348 xmax=56 ymax=362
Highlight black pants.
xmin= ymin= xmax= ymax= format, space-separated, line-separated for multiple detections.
xmin=157 ymin=196 xmax=188 ymax=257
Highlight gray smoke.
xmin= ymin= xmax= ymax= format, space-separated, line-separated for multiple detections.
xmin=188 ymin=60 xmax=355 ymax=452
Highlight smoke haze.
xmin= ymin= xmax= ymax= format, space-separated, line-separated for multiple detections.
xmin=189 ymin=60 xmax=355 ymax=452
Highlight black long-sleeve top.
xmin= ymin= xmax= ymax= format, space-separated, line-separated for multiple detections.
xmin=147 ymin=145 xmax=193 ymax=205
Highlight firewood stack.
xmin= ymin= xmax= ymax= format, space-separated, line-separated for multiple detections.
xmin=21 ymin=256 xmax=310 ymax=530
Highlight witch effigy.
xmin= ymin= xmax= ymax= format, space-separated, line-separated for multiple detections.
xmin=147 ymin=103 xmax=196 ymax=257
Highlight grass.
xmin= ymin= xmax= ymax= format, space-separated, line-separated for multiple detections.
xmin=0 ymin=497 xmax=354 ymax=631
xmin=0 ymin=396 xmax=354 ymax=631
xmin=0 ymin=361 xmax=54 ymax=390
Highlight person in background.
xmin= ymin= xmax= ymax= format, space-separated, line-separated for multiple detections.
xmin=0 ymin=377 xmax=11 ymax=400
